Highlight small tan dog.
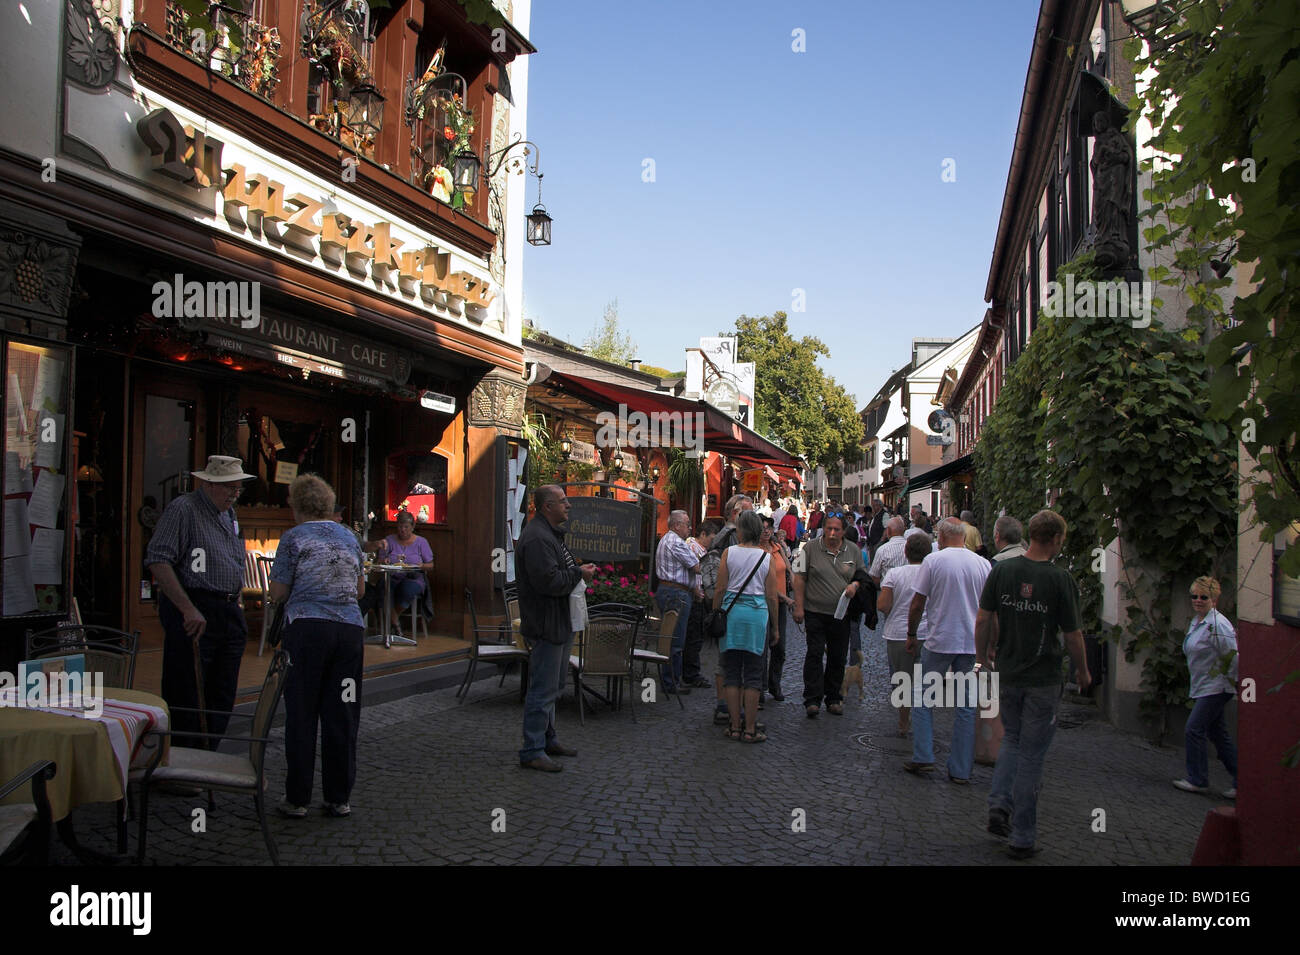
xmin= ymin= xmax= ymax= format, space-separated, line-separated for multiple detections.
xmin=842 ymin=649 xmax=865 ymax=701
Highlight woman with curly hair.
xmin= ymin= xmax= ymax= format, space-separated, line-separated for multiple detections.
xmin=270 ymin=474 xmax=367 ymax=818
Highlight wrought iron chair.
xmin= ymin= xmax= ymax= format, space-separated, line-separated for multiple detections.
xmin=457 ymin=589 xmax=530 ymax=703
xmin=136 ymin=650 xmax=291 ymax=865
xmin=570 ymin=611 xmax=641 ymax=725
xmin=24 ymin=624 xmax=140 ymax=690
xmin=631 ymin=609 xmax=685 ymax=709
xmin=0 ymin=761 xmax=56 ymax=865
xmin=254 ymin=553 xmax=277 ymax=656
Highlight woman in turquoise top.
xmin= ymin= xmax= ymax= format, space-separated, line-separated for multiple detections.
xmin=270 ymin=474 xmax=366 ymax=818
xmin=713 ymin=511 xmax=779 ymax=742
xmin=1172 ymin=575 xmax=1238 ymax=799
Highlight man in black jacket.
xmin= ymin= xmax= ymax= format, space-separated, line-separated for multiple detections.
xmin=516 ymin=485 xmax=596 ymax=772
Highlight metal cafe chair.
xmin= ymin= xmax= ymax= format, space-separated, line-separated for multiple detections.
xmin=631 ymin=609 xmax=685 ymax=710
xmin=254 ymin=553 xmax=277 ymax=656
xmin=25 ymin=624 xmax=140 ymax=690
xmin=570 ymin=611 xmax=641 ymax=725
xmin=136 ymin=650 xmax=291 ymax=865
xmin=457 ymin=589 xmax=530 ymax=703
xmin=0 ymin=761 xmax=57 ymax=866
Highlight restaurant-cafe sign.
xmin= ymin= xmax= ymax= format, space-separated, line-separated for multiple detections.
xmin=202 ymin=309 xmax=412 ymax=389
xmin=565 ymin=497 xmax=640 ymax=562
xmin=135 ymin=107 xmax=496 ymax=313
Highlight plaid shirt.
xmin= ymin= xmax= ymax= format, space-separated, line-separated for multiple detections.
xmin=656 ymin=529 xmax=698 ymax=586
xmin=145 ymin=489 xmax=246 ymax=595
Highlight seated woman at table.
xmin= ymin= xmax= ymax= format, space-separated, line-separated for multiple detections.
xmin=362 ymin=510 xmax=434 ymax=625
xmin=270 ymin=473 xmax=366 ymax=818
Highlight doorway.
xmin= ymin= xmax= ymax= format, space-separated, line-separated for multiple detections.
xmin=126 ymin=375 xmax=206 ymax=638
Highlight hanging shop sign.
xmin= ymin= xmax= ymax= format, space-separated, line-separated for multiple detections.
xmin=568 ymin=439 xmax=598 ymax=466
xmin=740 ymin=469 xmax=763 ymax=495
xmin=565 ymin=497 xmax=640 ymax=562
xmin=134 ymin=106 xmax=496 ymax=316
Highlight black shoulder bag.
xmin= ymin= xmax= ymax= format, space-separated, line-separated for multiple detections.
xmin=706 ymin=549 xmax=767 ymax=640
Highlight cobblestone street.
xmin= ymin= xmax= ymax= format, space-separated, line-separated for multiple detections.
xmin=51 ymin=616 xmax=1227 ymax=867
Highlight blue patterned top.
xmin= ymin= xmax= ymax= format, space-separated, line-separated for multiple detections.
xmin=270 ymin=521 xmax=364 ymax=627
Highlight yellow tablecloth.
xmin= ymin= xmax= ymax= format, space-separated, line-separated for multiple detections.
xmin=0 ymin=688 xmax=168 ymax=822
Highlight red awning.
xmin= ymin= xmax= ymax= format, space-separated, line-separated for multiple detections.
xmin=544 ymin=372 xmax=797 ymax=468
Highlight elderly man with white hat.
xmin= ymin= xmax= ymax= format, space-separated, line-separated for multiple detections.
xmin=147 ymin=454 xmax=255 ymax=749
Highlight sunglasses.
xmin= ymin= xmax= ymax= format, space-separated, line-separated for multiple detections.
xmin=1189 ymin=594 xmax=1210 ymax=600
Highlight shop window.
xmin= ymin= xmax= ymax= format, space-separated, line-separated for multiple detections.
xmin=236 ymin=410 xmax=336 ymax=509
xmin=385 ymin=450 xmax=448 ymax=524
xmin=4 ymin=341 xmax=72 ymax=617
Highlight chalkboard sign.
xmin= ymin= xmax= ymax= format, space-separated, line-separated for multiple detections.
xmin=565 ymin=497 xmax=641 ymax=562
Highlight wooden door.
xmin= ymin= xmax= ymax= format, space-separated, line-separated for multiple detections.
xmin=125 ymin=374 xmax=206 ymax=639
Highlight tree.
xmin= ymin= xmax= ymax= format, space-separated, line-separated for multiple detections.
xmin=582 ymin=299 xmax=638 ymax=364
xmin=728 ymin=312 xmax=863 ymax=469
xmin=1127 ymin=0 xmax=1300 ymax=573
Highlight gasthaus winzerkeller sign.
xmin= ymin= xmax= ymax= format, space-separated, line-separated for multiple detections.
xmin=564 ymin=497 xmax=641 ymax=562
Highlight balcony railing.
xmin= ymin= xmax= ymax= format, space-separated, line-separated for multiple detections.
xmin=165 ymin=0 xmax=280 ymax=100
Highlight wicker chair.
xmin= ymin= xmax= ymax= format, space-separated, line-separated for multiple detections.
xmin=457 ymin=589 xmax=530 ymax=703
xmin=631 ymin=609 xmax=684 ymax=709
xmin=24 ymin=625 xmax=140 ymax=690
xmin=0 ymin=761 xmax=56 ymax=865
xmin=135 ymin=650 xmax=290 ymax=865
xmin=570 ymin=611 xmax=641 ymax=725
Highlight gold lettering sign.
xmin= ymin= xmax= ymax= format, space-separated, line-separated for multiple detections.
xmin=137 ymin=107 xmax=495 ymax=313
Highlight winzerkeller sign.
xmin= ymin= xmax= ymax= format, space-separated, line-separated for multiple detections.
xmin=565 ymin=497 xmax=640 ymax=562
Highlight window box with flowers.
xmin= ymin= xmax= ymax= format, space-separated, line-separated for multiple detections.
xmin=585 ymin=565 xmax=654 ymax=612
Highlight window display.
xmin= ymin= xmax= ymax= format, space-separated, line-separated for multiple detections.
xmin=4 ymin=340 xmax=71 ymax=616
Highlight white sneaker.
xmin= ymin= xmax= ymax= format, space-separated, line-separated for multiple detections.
xmin=278 ymin=799 xmax=308 ymax=818
xmin=1222 ymin=787 xmax=1237 ymax=799
xmin=324 ymin=802 xmax=351 ymax=817
xmin=1172 ymin=778 xmax=1209 ymax=794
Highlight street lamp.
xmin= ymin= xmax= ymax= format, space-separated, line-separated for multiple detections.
xmin=560 ymin=435 xmax=572 ymax=457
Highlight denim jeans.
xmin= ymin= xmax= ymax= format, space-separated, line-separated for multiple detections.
xmin=683 ymin=598 xmax=707 ymax=683
xmin=848 ymin=613 xmax=863 ymax=657
xmin=389 ymin=575 xmax=426 ymax=611
xmin=519 ymin=634 xmax=573 ymax=762
xmin=767 ymin=603 xmax=788 ymax=691
xmin=1185 ymin=692 xmax=1238 ymax=788
xmin=988 ymin=684 xmax=1061 ymax=849
xmin=911 ymin=648 xmax=976 ymax=780
xmin=654 ymin=587 xmax=693 ymax=690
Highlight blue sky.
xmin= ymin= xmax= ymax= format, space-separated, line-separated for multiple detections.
xmin=520 ymin=0 xmax=1041 ymax=409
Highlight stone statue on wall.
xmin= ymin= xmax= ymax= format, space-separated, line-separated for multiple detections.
xmin=1088 ymin=112 xmax=1133 ymax=272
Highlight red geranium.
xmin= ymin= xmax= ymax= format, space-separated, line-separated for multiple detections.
xmin=443 ymin=126 xmax=455 ymax=141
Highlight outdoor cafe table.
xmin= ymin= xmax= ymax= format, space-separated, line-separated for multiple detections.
xmin=0 ymin=688 xmax=169 ymax=857
xmin=365 ymin=562 xmax=419 ymax=648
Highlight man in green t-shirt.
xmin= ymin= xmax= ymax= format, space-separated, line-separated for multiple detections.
xmin=975 ymin=509 xmax=1091 ymax=859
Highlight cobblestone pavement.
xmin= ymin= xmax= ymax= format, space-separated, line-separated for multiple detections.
xmin=54 ymin=617 xmax=1225 ymax=865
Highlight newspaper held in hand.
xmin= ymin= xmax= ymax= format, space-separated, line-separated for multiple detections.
xmin=570 ymin=579 xmax=589 ymax=633
xmin=833 ymin=590 xmax=851 ymax=621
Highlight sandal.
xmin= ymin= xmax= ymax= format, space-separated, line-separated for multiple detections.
xmin=741 ymin=730 xmax=767 ymax=743
xmin=724 ymin=727 xmax=743 ymax=740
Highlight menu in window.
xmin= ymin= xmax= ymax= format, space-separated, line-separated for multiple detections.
xmin=3 ymin=341 xmax=69 ymax=616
